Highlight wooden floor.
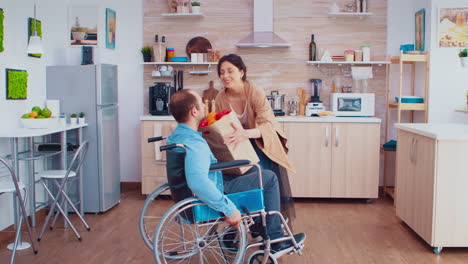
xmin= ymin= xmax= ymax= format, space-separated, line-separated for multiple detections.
xmin=2 ymin=184 xmax=468 ymax=264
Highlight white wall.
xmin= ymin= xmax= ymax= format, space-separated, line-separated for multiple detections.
xmin=0 ymin=0 xmax=142 ymax=230
xmin=428 ymin=0 xmax=468 ymax=124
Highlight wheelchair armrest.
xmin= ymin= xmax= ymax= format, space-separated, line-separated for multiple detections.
xmin=148 ymin=136 xmax=165 ymax=143
xmin=209 ymin=160 xmax=251 ymax=171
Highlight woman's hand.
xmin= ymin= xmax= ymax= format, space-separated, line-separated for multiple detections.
xmin=223 ymin=123 xmax=249 ymax=149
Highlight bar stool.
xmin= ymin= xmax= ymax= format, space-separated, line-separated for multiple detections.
xmin=37 ymin=141 xmax=90 ymax=242
xmin=0 ymin=158 xmax=38 ymax=264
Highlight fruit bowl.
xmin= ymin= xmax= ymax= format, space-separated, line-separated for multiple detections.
xmin=20 ymin=118 xmax=59 ymax=129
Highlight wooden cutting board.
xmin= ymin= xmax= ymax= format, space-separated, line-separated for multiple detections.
xmin=186 ymin=37 xmax=212 ymax=58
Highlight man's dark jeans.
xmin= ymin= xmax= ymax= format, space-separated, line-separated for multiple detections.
xmin=223 ymin=168 xmax=283 ymax=240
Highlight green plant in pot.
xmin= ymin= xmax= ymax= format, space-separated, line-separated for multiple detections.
xmin=459 ymin=48 xmax=468 ymax=68
xmin=141 ymin=46 xmax=152 ymax=62
xmin=70 ymin=113 xmax=78 ymax=125
xmin=191 ymin=1 xmax=201 ymax=14
xmin=78 ymin=112 xmax=86 ymax=124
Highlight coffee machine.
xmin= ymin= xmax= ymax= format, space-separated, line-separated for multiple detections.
xmin=305 ymin=79 xmax=326 ymax=116
xmin=149 ymin=82 xmax=174 ymax=115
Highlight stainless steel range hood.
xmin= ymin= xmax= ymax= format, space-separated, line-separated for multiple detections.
xmin=236 ymin=0 xmax=290 ymax=48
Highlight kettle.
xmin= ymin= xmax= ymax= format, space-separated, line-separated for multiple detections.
xmin=266 ymin=90 xmax=285 ymax=116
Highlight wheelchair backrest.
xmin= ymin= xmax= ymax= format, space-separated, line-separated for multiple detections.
xmin=166 ymin=150 xmax=193 ymax=203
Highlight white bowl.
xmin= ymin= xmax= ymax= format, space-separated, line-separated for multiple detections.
xmin=20 ymin=118 xmax=59 ymax=129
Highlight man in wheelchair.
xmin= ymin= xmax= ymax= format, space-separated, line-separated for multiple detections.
xmin=166 ymin=89 xmax=305 ymax=258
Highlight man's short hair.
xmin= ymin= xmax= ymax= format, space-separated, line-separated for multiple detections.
xmin=169 ymin=89 xmax=200 ymax=123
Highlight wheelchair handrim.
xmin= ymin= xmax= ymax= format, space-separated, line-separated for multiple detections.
xmin=153 ymin=197 xmax=247 ymax=264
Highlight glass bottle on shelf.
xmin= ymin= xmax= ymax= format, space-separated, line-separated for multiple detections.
xmin=309 ymin=34 xmax=317 ymax=61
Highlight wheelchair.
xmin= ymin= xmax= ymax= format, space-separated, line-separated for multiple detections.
xmin=139 ymin=136 xmax=304 ymax=264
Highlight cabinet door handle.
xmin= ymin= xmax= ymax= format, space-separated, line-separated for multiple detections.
xmin=410 ymin=137 xmax=416 ymax=164
xmin=413 ymin=139 xmax=418 ymax=164
xmin=325 ymin=126 xmax=329 ymax=147
xmin=335 ymin=126 xmax=339 ymax=148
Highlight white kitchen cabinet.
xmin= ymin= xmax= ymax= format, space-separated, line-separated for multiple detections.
xmin=283 ymin=122 xmax=380 ymax=198
xmin=395 ymin=126 xmax=468 ymax=253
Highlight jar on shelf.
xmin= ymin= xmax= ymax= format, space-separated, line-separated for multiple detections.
xmin=355 ymin=50 xmax=363 ymax=61
xmin=344 ymin=50 xmax=355 ymax=61
xmin=361 ymin=45 xmax=371 ymax=61
xmin=167 ymin=48 xmax=175 ymax=62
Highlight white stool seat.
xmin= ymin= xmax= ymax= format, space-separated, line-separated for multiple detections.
xmin=38 ymin=170 xmax=77 ymax=179
xmin=0 ymin=180 xmax=25 ymax=193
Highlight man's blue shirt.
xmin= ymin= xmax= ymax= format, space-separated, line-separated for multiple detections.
xmin=166 ymin=123 xmax=236 ymax=217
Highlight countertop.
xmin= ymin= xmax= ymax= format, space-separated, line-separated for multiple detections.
xmin=0 ymin=124 xmax=88 ymax=138
xmin=395 ymin=123 xmax=468 ymax=140
xmin=140 ymin=115 xmax=382 ymax=123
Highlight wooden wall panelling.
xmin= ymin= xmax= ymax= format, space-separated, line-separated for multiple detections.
xmin=143 ymin=0 xmax=388 ymax=152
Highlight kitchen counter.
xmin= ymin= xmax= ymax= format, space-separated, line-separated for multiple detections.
xmin=140 ymin=115 xmax=381 ymax=123
xmin=0 ymin=123 xmax=88 ymax=138
xmin=395 ymin=123 xmax=468 ymax=140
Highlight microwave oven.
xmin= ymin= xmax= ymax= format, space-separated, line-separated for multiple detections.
xmin=330 ymin=93 xmax=375 ymax=117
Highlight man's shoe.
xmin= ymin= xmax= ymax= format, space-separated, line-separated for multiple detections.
xmin=270 ymin=233 xmax=306 ymax=258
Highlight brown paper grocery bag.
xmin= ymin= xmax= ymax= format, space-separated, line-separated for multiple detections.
xmin=199 ymin=111 xmax=259 ymax=175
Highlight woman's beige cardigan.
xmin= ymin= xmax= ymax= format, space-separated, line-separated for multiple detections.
xmin=215 ymin=81 xmax=295 ymax=172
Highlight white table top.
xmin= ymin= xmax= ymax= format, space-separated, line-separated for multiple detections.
xmin=395 ymin=123 xmax=468 ymax=140
xmin=0 ymin=124 xmax=88 ymax=138
xmin=140 ymin=115 xmax=381 ymax=123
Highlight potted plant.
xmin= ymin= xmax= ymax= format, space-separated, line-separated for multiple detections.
xmin=78 ymin=112 xmax=86 ymax=124
xmin=459 ymin=48 xmax=468 ymax=68
xmin=70 ymin=113 xmax=77 ymax=125
xmin=191 ymin=1 xmax=201 ymax=14
xmin=141 ymin=46 xmax=152 ymax=62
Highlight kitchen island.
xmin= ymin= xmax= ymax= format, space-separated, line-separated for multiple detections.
xmin=395 ymin=123 xmax=468 ymax=254
xmin=141 ymin=116 xmax=381 ymax=199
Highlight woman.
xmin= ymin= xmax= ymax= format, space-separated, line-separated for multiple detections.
xmin=215 ymin=54 xmax=296 ymax=221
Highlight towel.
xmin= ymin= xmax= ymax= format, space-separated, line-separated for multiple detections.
xmin=153 ymin=124 xmax=162 ymax=161
xmin=351 ymin=67 xmax=373 ymax=80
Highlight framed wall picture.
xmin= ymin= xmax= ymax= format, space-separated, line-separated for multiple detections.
xmin=6 ymin=69 xmax=28 ymax=100
xmin=106 ymin=8 xmax=116 ymax=49
xmin=438 ymin=7 xmax=468 ymax=48
xmin=0 ymin=8 xmax=4 ymax=52
xmin=69 ymin=6 xmax=98 ymax=46
xmin=415 ymin=9 xmax=426 ymax=51
xmin=28 ymin=18 xmax=42 ymax=58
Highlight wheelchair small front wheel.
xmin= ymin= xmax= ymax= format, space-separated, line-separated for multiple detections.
xmin=138 ymin=183 xmax=172 ymax=251
xmin=247 ymin=250 xmax=278 ymax=264
xmin=154 ymin=197 xmax=247 ymax=264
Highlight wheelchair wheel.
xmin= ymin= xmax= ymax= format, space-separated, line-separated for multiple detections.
xmin=139 ymin=183 xmax=172 ymax=250
xmin=247 ymin=250 xmax=278 ymax=264
xmin=154 ymin=197 xmax=247 ymax=264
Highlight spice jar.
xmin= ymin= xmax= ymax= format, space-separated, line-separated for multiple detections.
xmin=344 ymin=50 xmax=355 ymax=62
xmin=355 ymin=50 xmax=363 ymax=61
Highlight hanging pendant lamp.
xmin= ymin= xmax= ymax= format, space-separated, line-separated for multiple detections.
xmin=27 ymin=1 xmax=43 ymax=54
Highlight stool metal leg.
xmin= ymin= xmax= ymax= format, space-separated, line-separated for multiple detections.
xmin=28 ymin=137 xmax=37 ymax=227
xmin=7 ymin=138 xmax=31 ymax=251
xmin=38 ymin=180 xmax=82 ymax=241
xmin=51 ymin=180 xmax=90 ymax=230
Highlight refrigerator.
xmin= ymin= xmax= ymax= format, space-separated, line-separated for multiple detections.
xmin=46 ymin=64 xmax=121 ymax=213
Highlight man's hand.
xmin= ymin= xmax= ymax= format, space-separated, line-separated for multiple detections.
xmin=225 ymin=209 xmax=241 ymax=228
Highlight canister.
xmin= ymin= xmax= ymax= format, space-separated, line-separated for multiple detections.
xmin=355 ymin=50 xmax=363 ymax=61
xmin=344 ymin=50 xmax=355 ymax=61
xmin=361 ymin=45 xmax=371 ymax=61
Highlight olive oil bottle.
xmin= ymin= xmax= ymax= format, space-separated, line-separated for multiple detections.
xmin=309 ymin=34 xmax=317 ymax=61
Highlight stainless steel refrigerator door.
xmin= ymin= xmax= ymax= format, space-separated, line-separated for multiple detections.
xmin=97 ymin=64 xmax=118 ymax=105
xmin=97 ymin=105 xmax=121 ymax=211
